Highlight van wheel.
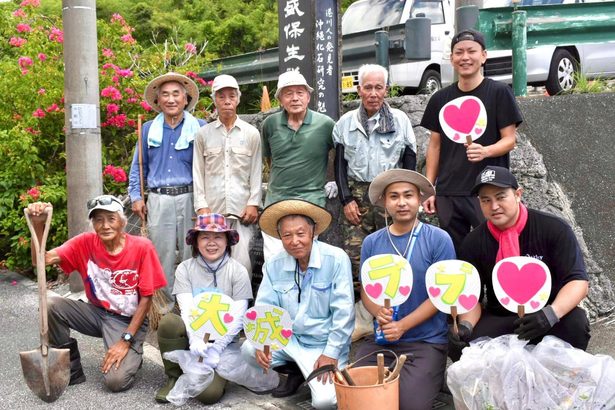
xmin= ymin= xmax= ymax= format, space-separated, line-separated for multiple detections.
xmin=418 ymin=70 xmax=441 ymax=95
xmin=545 ymin=49 xmax=578 ymax=95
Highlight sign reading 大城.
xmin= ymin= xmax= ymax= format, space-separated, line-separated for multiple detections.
xmin=492 ymin=256 xmax=552 ymax=314
xmin=243 ymin=304 xmax=293 ymax=351
xmin=361 ymin=254 xmax=413 ymax=307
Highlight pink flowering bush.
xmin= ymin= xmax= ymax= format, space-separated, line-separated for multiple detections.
xmin=0 ymin=3 xmax=211 ymax=270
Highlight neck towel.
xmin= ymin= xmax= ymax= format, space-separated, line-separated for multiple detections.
xmin=147 ymin=110 xmax=201 ymax=150
xmin=487 ymin=202 xmax=528 ymax=262
xmin=358 ymin=101 xmax=396 ymax=135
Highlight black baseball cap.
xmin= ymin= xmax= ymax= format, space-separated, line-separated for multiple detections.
xmin=471 ymin=166 xmax=518 ymax=196
xmin=451 ymin=29 xmax=486 ymax=51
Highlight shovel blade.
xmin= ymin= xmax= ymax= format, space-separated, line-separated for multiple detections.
xmin=20 ymin=347 xmax=70 ymax=403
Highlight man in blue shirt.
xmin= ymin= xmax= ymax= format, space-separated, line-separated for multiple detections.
xmin=356 ymin=169 xmax=455 ymax=410
xmin=241 ymin=199 xmax=355 ymax=409
xmin=128 ymin=72 xmax=205 ymax=307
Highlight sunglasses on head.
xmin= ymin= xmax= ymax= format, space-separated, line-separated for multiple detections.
xmin=87 ymin=196 xmax=122 ymax=210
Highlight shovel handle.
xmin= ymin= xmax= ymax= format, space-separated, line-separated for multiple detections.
xmin=24 ymin=207 xmax=53 ymax=356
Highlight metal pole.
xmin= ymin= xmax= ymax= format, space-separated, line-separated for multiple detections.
xmin=63 ymin=0 xmax=102 ymax=292
xmin=512 ymin=10 xmax=527 ymax=96
xmin=375 ymin=31 xmax=390 ymax=72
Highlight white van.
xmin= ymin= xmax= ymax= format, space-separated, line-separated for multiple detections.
xmin=341 ymin=0 xmax=454 ymax=94
xmin=441 ymin=0 xmax=615 ymax=94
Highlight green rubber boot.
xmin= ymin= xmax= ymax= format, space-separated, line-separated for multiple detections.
xmin=155 ymin=335 xmax=188 ymax=403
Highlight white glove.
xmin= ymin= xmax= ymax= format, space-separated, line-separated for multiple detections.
xmin=189 ymin=339 xmax=210 ymax=358
xmin=203 ymin=346 xmax=221 ymax=369
xmin=324 ymin=181 xmax=338 ymax=199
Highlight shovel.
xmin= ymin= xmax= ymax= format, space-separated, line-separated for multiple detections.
xmin=20 ymin=207 xmax=70 ymax=403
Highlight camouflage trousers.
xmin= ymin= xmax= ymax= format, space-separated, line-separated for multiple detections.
xmin=340 ymin=180 xmax=387 ymax=283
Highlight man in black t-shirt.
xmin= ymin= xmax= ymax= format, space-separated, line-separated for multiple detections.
xmin=449 ymin=166 xmax=590 ymax=361
xmin=420 ymin=30 xmax=523 ymax=253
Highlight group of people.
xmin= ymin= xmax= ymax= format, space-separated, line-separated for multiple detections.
xmin=26 ymin=29 xmax=591 ymax=410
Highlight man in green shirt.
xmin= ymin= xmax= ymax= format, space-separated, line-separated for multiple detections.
xmin=262 ymin=71 xmax=335 ymax=260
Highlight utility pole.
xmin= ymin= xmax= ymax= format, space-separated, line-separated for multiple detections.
xmin=63 ymin=0 xmax=102 ymax=292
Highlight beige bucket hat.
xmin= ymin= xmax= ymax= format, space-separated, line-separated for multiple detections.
xmin=368 ymin=169 xmax=435 ymax=206
xmin=144 ymin=72 xmax=199 ymax=112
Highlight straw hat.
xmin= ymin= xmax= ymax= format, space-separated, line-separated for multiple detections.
xmin=144 ymin=72 xmax=199 ymax=113
xmin=259 ymin=199 xmax=332 ymax=239
xmin=368 ymin=169 xmax=435 ymax=206
xmin=185 ymin=214 xmax=239 ymax=246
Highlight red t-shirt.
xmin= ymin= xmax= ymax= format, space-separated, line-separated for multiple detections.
xmin=55 ymin=232 xmax=166 ymax=317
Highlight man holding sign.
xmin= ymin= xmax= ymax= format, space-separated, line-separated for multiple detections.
xmin=356 ymin=169 xmax=455 ymax=410
xmin=450 ymin=166 xmax=590 ymax=361
xmin=241 ymin=199 xmax=354 ymax=409
xmin=420 ymin=29 xmax=523 ymax=253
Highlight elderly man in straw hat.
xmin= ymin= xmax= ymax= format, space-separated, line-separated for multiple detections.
xmin=27 ymin=196 xmax=166 ymax=392
xmin=192 ymin=74 xmax=261 ymax=277
xmin=241 ymin=199 xmax=355 ymax=409
xmin=128 ymin=72 xmax=206 ymax=307
xmin=354 ymin=169 xmax=455 ymax=410
xmin=261 ymin=71 xmax=336 ymax=261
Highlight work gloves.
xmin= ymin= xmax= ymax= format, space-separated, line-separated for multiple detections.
xmin=324 ymin=181 xmax=338 ymax=199
xmin=448 ymin=320 xmax=474 ymax=352
xmin=514 ymin=305 xmax=559 ymax=341
xmin=189 ymin=340 xmax=222 ymax=369
xmin=189 ymin=339 xmax=210 ymax=358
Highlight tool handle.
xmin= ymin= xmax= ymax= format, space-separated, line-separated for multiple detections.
xmin=377 ymin=353 xmax=385 ymax=384
xmin=385 ymin=354 xmax=407 ymax=383
xmin=137 ymin=114 xmax=147 ymax=235
xmin=24 ymin=207 xmax=53 ymax=356
xmin=197 ymin=333 xmax=210 ymax=363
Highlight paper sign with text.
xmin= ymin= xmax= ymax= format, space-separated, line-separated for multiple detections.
xmin=185 ymin=291 xmax=235 ymax=341
xmin=425 ymin=259 xmax=481 ymax=314
xmin=243 ymin=304 xmax=293 ymax=351
xmin=361 ymin=254 xmax=413 ymax=306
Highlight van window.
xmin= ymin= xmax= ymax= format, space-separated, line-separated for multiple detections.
xmin=342 ymin=0 xmax=406 ymax=35
xmin=410 ymin=0 xmax=445 ymax=24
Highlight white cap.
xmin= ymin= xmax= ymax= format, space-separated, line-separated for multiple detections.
xmin=275 ymin=71 xmax=314 ymax=98
xmin=211 ymin=74 xmax=239 ymax=94
xmin=87 ymin=195 xmax=124 ymax=219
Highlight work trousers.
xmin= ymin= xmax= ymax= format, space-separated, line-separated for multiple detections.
xmin=47 ymin=296 xmax=147 ymax=392
xmin=435 ymin=195 xmax=484 ymax=255
xmin=226 ymin=218 xmax=255 ymax=278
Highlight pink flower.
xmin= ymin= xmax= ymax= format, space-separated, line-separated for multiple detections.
xmin=106 ymin=103 xmax=120 ymax=114
xmin=27 ymin=187 xmax=41 ymax=200
xmin=101 ymin=86 xmax=122 ymax=101
xmin=104 ymin=165 xmax=128 ymax=183
xmin=32 ymin=108 xmax=46 ymax=118
xmin=49 ymin=27 xmax=63 ymax=43
xmin=140 ymin=101 xmax=153 ymax=112
xmin=116 ymin=68 xmax=133 ymax=78
xmin=120 ymin=34 xmax=135 ymax=44
xmin=9 ymin=37 xmax=27 ymax=47
xmin=25 ymin=127 xmax=40 ymax=135
xmin=18 ymin=56 xmax=33 ymax=69
xmin=186 ymin=71 xmax=197 ymax=78
xmin=196 ymin=77 xmax=207 ymax=86
xmin=112 ymin=75 xmax=119 ymax=84
xmin=102 ymin=48 xmax=114 ymax=58
xmin=126 ymin=97 xmax=138 ymax=104
xmin=102 ymin=62 xmax=117 ymax=70
xmin=127 ymin=119 xmax=136 ymax=128
xmin=106 ymin=114 xmax=127 ymax=128
xmin=110 ymin=13 xmax=126 ymax=25
xmin=16 ymin=23 xmax=31 ymax=33
xmin=38 ymin=53 xmax=47 ymax=62
xmin=124 ymin=88 xmax=135 ymax=95
xmin=38 ymin=88 xmax=46 ymax=95
xmin=12 ymin=9 xmax=27 ymax=18
xmin=20 ymin=0 xmax=40 ymax=7
xmin=45 ymin=103 xmax=59 ymax=112
xmin=184 ymin=43 xmax=197 ymax=54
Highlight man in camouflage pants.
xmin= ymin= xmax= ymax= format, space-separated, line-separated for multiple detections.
xmin=333 ymin=64 xmax=417 ymax=281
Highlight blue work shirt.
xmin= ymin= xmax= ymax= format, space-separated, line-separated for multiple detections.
xmin=361 ymin=223 xmax=456 ymax=344
xmin=128 ymin=117 xmax=206 ymax=201
xmin=256 ymin=240 xmax=355 ymax=360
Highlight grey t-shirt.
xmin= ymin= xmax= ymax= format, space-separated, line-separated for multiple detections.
xmin=172 ymin=256 xmax=253 ymax=301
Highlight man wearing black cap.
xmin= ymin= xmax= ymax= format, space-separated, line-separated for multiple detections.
xmin=448 ymin=166 xmax=590 ymax=361
xmin=420 ymin=29 xmax=523 ymax=253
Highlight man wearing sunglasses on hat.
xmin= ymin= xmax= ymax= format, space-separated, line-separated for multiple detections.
xmin=128 ymin=72 xmax=206 ymax=309
xmin=27 ymin=195 xmax=166 ymax=392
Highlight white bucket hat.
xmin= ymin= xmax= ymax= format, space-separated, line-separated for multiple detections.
xmin=275 ymin=71 xmax=314 ymax=98
xmin=211 ymin=74 xmax=240 ymax=94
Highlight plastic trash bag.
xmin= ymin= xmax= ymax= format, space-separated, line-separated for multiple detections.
xmin=216 ymin=342 xmax=279 ymax=392
xmin=163 ymin=350 xmax=215 ymax=406
xmin=447 ymin=334 xmax=615 ymax=410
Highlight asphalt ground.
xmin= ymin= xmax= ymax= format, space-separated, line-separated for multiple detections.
xmin=2 ymin=269 xmax=613 ymax=409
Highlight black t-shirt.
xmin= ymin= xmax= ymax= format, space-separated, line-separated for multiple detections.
xmin=459 ymin=208 xmax=588 ymax=316
xmin=420 ymin=78 xmax=523 ymax=196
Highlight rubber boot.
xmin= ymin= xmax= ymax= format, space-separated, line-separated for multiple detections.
xmin=155 ymin=336 xmax=187 ymax=403
xmin=55 ymin=338 xmax=86 ymax=385
xmin=272 ymin=361 xmax=305 ymax=398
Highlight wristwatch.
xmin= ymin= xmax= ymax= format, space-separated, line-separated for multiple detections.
xmin=121 ymin=332 xmax=135 ymax=344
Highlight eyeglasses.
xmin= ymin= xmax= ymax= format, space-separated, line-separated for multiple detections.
xmin=87 ymin=196 xmax=122 ymax=210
